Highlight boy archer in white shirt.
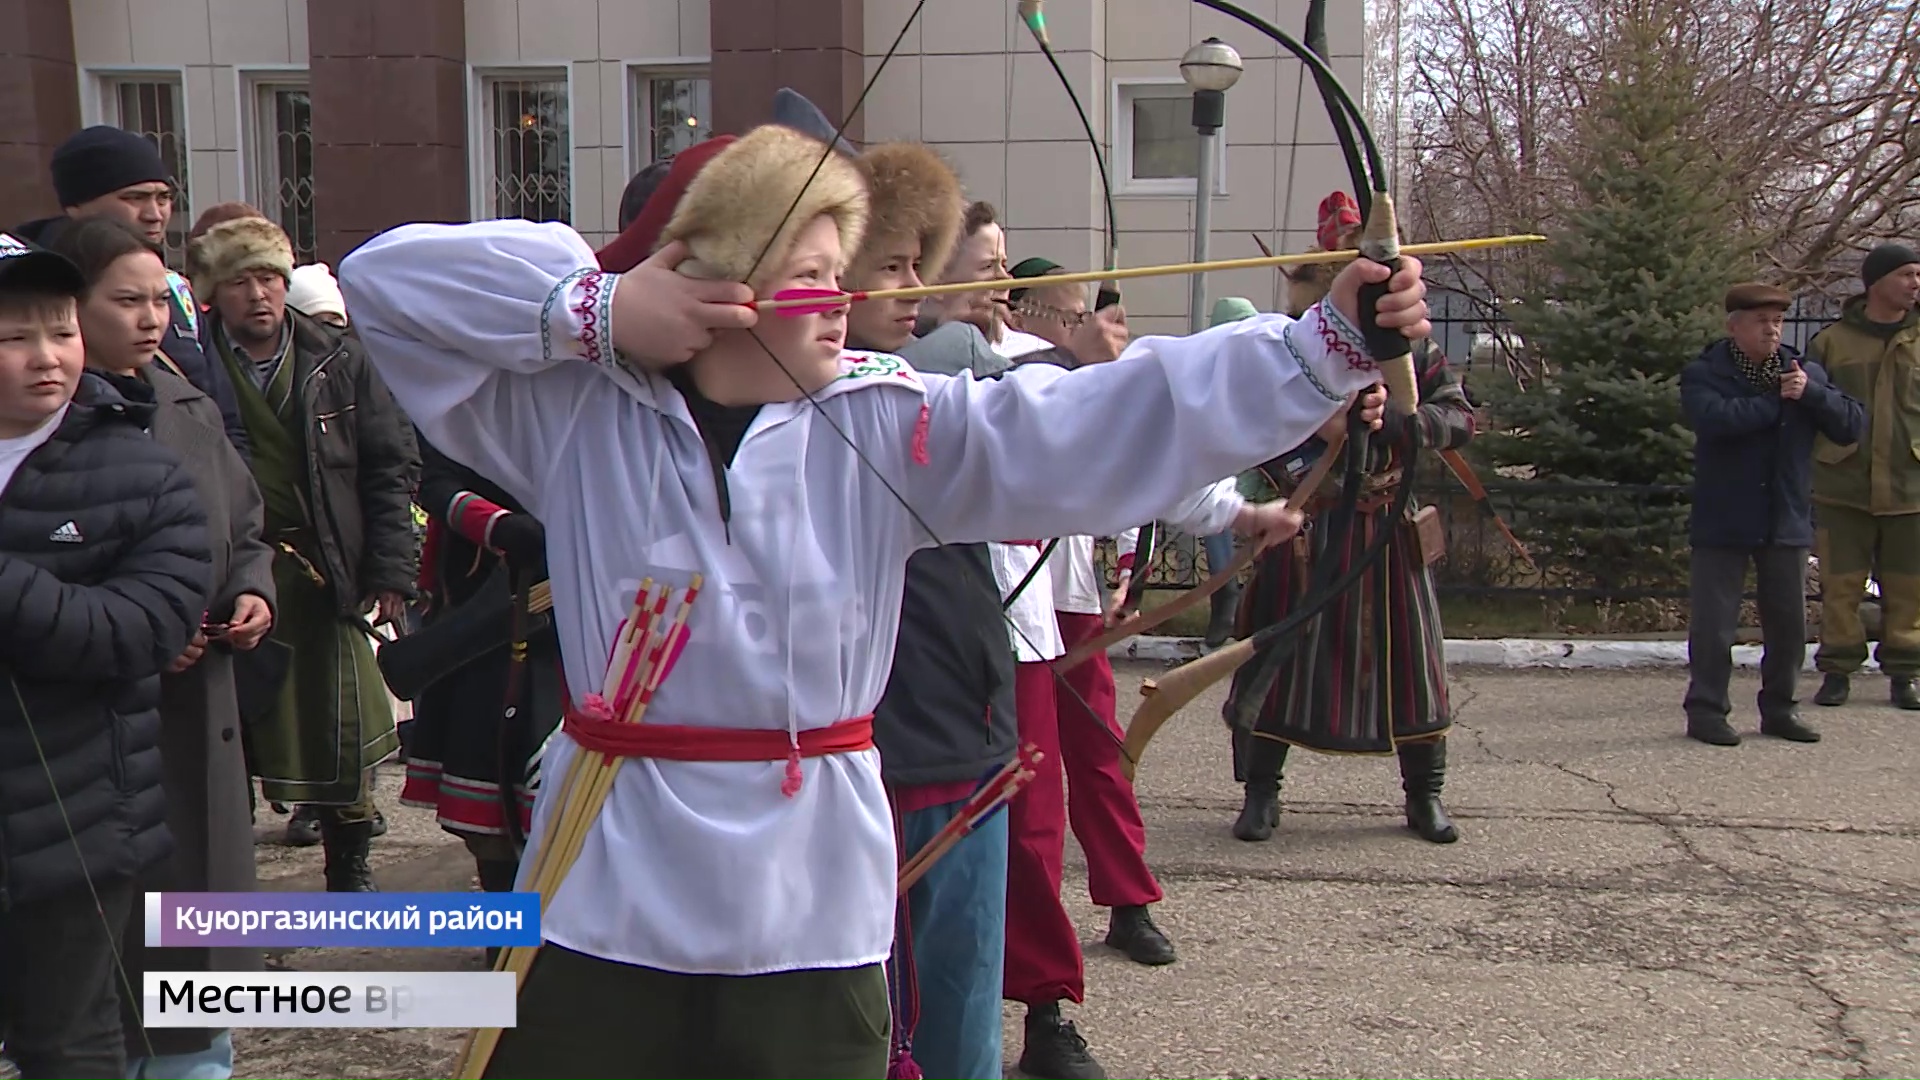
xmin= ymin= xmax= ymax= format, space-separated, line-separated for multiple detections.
xmin=337 ymin=122 xmax=1428 ymax=1078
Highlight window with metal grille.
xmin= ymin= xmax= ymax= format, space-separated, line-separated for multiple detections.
xmin=482 ymin=75 xmax=571 ymax=224
xmin=249 ymin=82 xmax=315 ymax=263
xmin=102 ymin=77 xmax=188 ymax=262
xmin=631 ymin=71 xmax=712 ymax=171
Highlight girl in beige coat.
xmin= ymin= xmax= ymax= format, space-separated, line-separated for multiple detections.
xmin=49 ymin=215 xmax=276 ymax=1080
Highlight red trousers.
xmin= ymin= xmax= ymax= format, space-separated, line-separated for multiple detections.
xmin=1003 ymin=612 xmax=1164 ymax=1005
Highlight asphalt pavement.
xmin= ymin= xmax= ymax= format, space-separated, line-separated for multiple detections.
xmin=223 ymin=663 xmax=1918 ymax=1079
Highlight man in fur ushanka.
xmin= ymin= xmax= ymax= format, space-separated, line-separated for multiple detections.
xmin=339 ymin=109 xmax=1427 ymax=1075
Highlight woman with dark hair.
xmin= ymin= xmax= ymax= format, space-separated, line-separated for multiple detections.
xmin=46 ymin=215 xmax=276 ymax=1080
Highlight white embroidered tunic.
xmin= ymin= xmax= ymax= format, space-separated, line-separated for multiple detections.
xmin=336 ymin=219 xmax=1381 ymax=978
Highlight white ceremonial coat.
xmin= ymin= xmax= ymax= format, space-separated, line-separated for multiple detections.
xmin=336 ymin=219 xmax=1384 ymax=979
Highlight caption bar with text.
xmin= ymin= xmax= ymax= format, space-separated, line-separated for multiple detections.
xmin=144 ymin=892 xmax=541 ymax=948
xmin=143 ymin=972 xmax=517 ymax=1028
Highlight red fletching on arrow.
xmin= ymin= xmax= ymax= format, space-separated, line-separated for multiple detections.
xmin=763 ymin=288 xmax=867 ymax=317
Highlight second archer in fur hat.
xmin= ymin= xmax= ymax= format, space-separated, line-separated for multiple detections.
xmin=845 ymin=141 xmax=964 ymax=354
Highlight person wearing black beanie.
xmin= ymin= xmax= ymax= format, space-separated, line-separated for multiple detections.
xmin=1862 ymin=242 xmax=1920 ymax=296
xmin=49 ymin=125 xmax=176 ymax=245
xmin=1809 ymin=240 xmax=1920 ymax=711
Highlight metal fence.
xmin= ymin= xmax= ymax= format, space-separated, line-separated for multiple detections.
xmin=1419 ymin=288 xmax=1846 ymax=379
xmin=1091 ymin=477 xmax=1834 ymax=606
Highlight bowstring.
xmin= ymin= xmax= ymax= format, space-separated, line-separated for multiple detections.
xmin=7 ymin=674 xmax=158 ymax=1061
xmin=725 ymin=0 xmax=1134 ymax=758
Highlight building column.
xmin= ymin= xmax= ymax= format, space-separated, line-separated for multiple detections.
xmin=0 ymin=0 xmax=80 ymax=227
xmin=711 ymin=0 xmax=864 ymax=140
xmin=308 ymin=0 xmax=467 ymax=266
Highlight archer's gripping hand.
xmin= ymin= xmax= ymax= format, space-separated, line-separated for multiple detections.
xmin=1327 ymin=255 xmax=1431 ymax=344
xmin=611 ymin=240 xmax=759 ymax=367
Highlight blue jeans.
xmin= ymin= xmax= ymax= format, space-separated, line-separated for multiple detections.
xmin=129 ymin=1029 xmax=233 ymax=1079
xmin=893 ymin=797 xmax=1009 ymax=1080
xmin=1203 ymin=530 xmax=1234 ymax=576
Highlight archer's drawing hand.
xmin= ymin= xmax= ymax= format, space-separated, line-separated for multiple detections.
xmin=1328 ymin=254 xmax=1431 ymax=341
xmin=613 ymin=240 xmax=759 ymax=367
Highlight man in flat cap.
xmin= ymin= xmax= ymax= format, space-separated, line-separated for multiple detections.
xmin=1807 ymin=242 xmax=1920 ymax=708
xmin=1680 ymin=282 xmax=1863 ymax=746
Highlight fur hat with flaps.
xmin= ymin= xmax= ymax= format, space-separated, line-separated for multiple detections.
xmin=601 ymin=124 xmax=867 ymax=294
xmin=848 ymin=142 xmax=962 ymax=286
xmin=187 ymin=216 xmax=293 ymax=301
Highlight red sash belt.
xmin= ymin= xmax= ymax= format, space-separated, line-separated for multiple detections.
xmin=562 ymin=709 xmax=875 ymax=763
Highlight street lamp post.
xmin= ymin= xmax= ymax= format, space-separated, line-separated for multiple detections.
xmin=1180 ymin=37 xmax=1243 ymax=333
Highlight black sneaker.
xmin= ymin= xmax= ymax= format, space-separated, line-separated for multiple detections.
xmin=1019 ymin=1004 xmax=1107 ymax=1080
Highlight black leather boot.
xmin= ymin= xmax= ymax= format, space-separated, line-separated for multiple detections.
xmin=1814 ymin=673 xmax=1849 ymax=706
xmin=284 ymin=803 xmax=321 ymax=847
xmin=1232 ymin=736 xmax=1287 ymax=842
xmin=321 ymin=818 xmax=377 ymax=892
xmin=1104 ymin=904 xmax=1176 ymax=965
xmin=1204 ymin=579 xmax=1243 ymax=649
xmin=1398 ymin=738 xmax=1459 ymax=844
xmin=1019 ymin=1001 xmax=1107 ymax=1079
xmin=1893 ymin=676 xmax=1920 ymax=710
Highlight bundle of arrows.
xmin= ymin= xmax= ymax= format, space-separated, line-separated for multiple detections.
xmin=897 ymin=742 xmax=1046 ymax=894
xmin=455 ymin=574 xmax=703 ymax=1080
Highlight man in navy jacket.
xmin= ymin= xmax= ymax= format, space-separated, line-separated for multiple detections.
xmin=1679 ymin=282 xmax=1865 ymax=746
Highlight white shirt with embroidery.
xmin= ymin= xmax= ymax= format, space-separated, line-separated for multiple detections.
xmin=336 ymin=219 xmax=1382 ymax=978
xmin=1050 ymin=479 xmax=1245 ymax=616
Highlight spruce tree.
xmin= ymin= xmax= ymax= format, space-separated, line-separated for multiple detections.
xmin=1475 ymin=8 xmax=1758 ymax=594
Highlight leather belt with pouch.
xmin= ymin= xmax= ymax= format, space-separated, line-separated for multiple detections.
xmin=1411 ymin=504 xmax=1446 ymax=567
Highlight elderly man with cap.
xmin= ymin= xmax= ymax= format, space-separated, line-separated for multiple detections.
xmin=1807 ymin=243 xmax=1920 ymax=709
xmin=11 ymin=125 xmax=249 ymax=458
xmin=1679 ymin=283 xmax=1863 ymax=746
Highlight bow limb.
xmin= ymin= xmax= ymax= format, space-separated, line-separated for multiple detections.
xmin=1105 ymin=427 xmax=1355 ymax=774
xmin=1059 ymin=423 xmax=1351 ymax=675
xmin=1054 ymin=545 xmax=1257 ymax=673
xmin=1119 ymin=636 xmax=1258 ymax=782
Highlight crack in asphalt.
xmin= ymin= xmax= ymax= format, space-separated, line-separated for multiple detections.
xmin=1798 ymin=967 xmax=1876 ymax=1078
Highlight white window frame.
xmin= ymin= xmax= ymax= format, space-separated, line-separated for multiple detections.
xmin=622 ymin=59 xmax=713 ymax=179
xmin=1110 ymin=76 xmax=1230 ymax=198
xmin=78 ymin=67 xmax=193 ymax=259
xmin=237 ymin=67 xmax=315 ymax=262
xmin=467 ymin=65 xmax=576 ymax=224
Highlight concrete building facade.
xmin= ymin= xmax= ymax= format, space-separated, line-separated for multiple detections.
xmin=0 ymin=0 xmax=1364 ymax=333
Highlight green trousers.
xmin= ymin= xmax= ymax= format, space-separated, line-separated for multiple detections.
xmin=1815 ymin=504 xmax=1920 ymax=677
xmin=483 ymin=945 xmax=890 ymax=1079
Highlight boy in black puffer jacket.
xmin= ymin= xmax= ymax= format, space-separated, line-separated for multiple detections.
xmin=0 ymin=234 xmax=213 ymax=1080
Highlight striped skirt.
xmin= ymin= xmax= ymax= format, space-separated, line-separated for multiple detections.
xmin=1222 ymin=501 xmax=1451 ymax=755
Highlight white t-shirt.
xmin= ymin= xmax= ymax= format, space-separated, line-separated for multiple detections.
xmin=0 ymin=405 xmax=68 ymax=497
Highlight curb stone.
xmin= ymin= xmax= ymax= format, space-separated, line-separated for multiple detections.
xmin=1110 ymin=635 xmax=1879 ymax=673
